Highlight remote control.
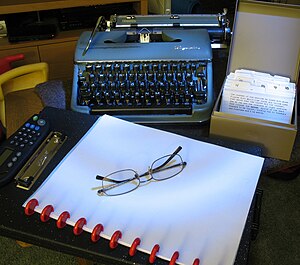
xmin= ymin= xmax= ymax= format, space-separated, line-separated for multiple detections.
xmin=0 ymin=114 xmax=50 ymax=187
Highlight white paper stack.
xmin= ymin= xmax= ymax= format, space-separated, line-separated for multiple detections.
xmin=23 ymin=115 xmax=264 ymax=265
xmin=220 ymin=69 xmax=296 ymax=124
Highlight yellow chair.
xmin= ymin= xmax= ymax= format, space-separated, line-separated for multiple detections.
xmin=0 ymin=62 xmax=48 ymax=247
xmin=0 ymin=62 xmax=49 ymax=136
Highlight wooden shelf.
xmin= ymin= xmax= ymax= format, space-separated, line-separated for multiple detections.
xmin=0 ymin=0 xmax=148 ymax=80
xmin=0 ymin=29 xmax=85 ymax=50
xmin=0 ymin=0 xmax=148 ymax=15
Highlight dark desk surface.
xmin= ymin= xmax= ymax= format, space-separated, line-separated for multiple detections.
xmin=0 ymin=107 xmax=296 ymax=265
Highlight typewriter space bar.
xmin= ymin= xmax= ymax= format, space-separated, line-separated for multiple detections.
xmin=90 ymin=106 xmax=192 ymax=115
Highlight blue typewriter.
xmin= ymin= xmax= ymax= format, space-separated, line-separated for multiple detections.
xmin=71 ymin=13 xmax=230 ymax=123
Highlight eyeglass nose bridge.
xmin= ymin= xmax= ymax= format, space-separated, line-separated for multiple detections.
xmin=138 ymin=166 xmax=154 ymax=183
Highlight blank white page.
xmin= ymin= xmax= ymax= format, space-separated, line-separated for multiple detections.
xmin=24 ymin=115 xmax=264 ymax=265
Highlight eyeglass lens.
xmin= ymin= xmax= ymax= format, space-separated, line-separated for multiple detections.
xmin=150 ymin=154 xmax=185 ymax=181
xmin=101 ymin=169 xmax=140 ymax=196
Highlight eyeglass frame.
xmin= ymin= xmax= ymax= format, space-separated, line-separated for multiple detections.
xmin=95 ymin=146 xmax=187 ymax=196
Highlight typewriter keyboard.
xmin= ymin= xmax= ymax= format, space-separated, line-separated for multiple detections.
xmin=76 ymin=61 xmax=208 ymax=115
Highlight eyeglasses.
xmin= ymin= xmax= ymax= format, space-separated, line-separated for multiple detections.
xmin=95 ymin=146 xmax=186 ymax=196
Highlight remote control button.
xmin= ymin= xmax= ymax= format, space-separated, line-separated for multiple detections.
xmin=20 ymin=144 xmax=25 ymax=148
xmin=30 ymin=124 xmax=35 ymax=129
xmin=33 ymin=115 xmax=38 ymax=121
xmin=9 ymin=140 xmax=15 ymax=145
xmin=16 ymin=152 xmax=22 ymax=157
xmin=35 ymin=126 xmax=40 ymax=131
xmin=7 ymin=162 xmax=13 ymax=168
xmin=12 ymin=157 xmax=17 ymax=162
xmin=37 ymin=119 xmax=46 ymax=126
xmin=25 ymin=123 xmax=30 ymax=128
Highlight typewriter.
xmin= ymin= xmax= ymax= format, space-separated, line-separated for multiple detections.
xmin=71 ymin=13 xmax=230 ymax=123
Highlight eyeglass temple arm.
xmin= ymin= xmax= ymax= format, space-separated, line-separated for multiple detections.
xmin=152 ymin=161 xmax=187 ymax=174
xmin=96 ymin=175 xmax=136 ymax=184
xmin=96 ymin=175 xmax=139 ymax=194
xmin=138 ymin=146 xmax=183 ymax=177
xmin=98 ymin=180 xmax=130 ymax=193
xmin=96 ymin=146 xmax=183 ymax=180
xmin=154 ymin=146 xmax=182 ymax=170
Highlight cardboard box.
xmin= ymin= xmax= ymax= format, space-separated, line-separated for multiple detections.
xmin=210 ymin=0 xmax=300 ymax=161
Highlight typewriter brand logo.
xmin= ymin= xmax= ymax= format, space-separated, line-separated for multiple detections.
xmin=175 ymin=45 xmax=201 ymax=51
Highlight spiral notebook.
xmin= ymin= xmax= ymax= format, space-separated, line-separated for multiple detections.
xmin=23 ymin=115 xmax=264 ymax=265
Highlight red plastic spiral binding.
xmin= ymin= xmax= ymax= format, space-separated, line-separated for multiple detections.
xmin=56 ymin=211 xmax=70 ymax=229
xmin=24 ymin=198 xmax=39 ymax=216
xmin=109 ymin=230 xmax=122 ymax=249
xmin=129 ymin=237 xmax=141 ymax=256
xmin=73 ymin=217 xmax=87 ymax=235
xmin=169 ymin=251 xmax=179 ymax=265
xmin=193 ymin=258 xmax=200 ymax=265
xmin=91 ymin=224 xmax=104 ymax=242
xmin=149 ymin=244 xmax=160 ymax=264
xmin=40 ymin=205 xmax=54 ymax=222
